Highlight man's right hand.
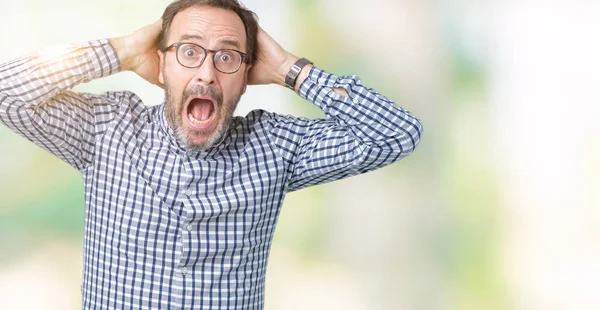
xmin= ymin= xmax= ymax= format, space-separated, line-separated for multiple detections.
xmin=110 ymin=19 xmax=163 ymax=88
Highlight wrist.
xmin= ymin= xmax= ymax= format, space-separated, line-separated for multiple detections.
xmin=293 ymin=63 xmax=313 ymax=92
xmin=276 ymin=54 xmax=300 ymax=86
xmin=109 ymin=36 xmax=134 ymax=71
xmin=280 ymin=56 xmax=313 ymax=91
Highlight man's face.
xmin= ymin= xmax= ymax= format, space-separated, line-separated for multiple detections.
xmin=158 ymin=5 xmax=251 ymax=151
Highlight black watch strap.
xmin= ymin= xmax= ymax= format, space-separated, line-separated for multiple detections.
xmin=285 ymin=58 xmax=313 ymax=90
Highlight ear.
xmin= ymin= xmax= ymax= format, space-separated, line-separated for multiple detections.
xmin=157 ymin=49 xmax=165 ymax=85
xmin=242 ymin=63 xmax=252 ymax=95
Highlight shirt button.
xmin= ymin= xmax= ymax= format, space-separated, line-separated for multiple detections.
xmin=186 ymin=224 xmax=193 ymax=232
xmin=185 ymin=189 xmax=192 ymax=196
xmin=182 ymin=267 xmax=188 ymax=275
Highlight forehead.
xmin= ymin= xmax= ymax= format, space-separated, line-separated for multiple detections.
xmin=169 ymin=5 xmax=246 ymax=49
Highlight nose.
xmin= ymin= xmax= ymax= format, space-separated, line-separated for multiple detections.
xmin=192 ymin=54 xmax=217 ymax=85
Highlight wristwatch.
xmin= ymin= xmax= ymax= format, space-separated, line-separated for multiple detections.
xmin=285 ymin=58 xmax=313 ymax=90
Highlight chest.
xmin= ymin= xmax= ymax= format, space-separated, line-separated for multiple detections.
xmin=91 ymin=124 xmax=289 ymax=220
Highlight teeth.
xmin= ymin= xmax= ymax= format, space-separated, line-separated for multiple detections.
xmin=188 ymin=111 xmax=215 ymax=125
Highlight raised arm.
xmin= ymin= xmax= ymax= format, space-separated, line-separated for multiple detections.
xmin=248 ymin=27 xmax=423 ymax=192
xmin=0 ymin=20 xmax=162 ymax=170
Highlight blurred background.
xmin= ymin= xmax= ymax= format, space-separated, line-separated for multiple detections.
xmin=0 ymin=0 xmax=599 ymax=309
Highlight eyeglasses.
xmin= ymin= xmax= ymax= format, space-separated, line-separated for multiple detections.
xmin=161 ymin=42 xmax=248 ymax=74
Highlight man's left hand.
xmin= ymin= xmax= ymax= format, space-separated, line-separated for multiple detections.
xmin=247 ymin=26 xmax=301 ymax=87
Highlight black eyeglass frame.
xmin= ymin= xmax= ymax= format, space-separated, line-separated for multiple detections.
xmin=161 ymin=42 xmax=248 ymax=74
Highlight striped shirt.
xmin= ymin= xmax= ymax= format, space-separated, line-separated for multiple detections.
xmin=0 ymin=39 xmax=422 ymax=309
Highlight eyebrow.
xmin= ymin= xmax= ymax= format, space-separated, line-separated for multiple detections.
xmin=179 ymin=34 xmax=242 ymax=50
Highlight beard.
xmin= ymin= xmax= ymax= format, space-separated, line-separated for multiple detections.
xmin=164 ymin=80 xmax=243 ymax=152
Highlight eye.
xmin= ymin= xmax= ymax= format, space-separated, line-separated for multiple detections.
xmin=184 ymin=48 xmax=196 ymax=57
xmin=218 ymin=52 xmax=233 ymax=62
xmin=179 ymin=44 xmax=203 ymax=59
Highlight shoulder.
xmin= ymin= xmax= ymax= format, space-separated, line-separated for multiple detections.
xmin=85 ymin=90 xmax=151 ymax=131
xmin=236 ymin=109 xmax=317 ymax=128
xmin=232 ymin=109 xmax=333 ymax=145
xmin=92 ymin=90 xmax=149 ymax=117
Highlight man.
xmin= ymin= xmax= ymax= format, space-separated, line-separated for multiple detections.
xmin=0 ymin=0 xmax=422 ymax=308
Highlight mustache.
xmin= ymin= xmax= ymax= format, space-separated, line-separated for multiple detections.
xmin=182 ymin=85 xmax=223 ymax=107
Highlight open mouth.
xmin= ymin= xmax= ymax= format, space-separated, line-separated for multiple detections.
xmin=186 ymin=97 xmax=217 ymax=130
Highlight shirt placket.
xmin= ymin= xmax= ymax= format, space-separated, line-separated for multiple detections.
xmin=179 ymin=149 xmax=199 ymax=307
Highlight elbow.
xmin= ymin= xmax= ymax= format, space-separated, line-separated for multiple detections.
xmin=411 ymin=118 xmax=424 ymax=152
xmin=395 ymin=117 xmax=423 ymax=158
xmin=353 ymin=117 xmax=423 ymax=166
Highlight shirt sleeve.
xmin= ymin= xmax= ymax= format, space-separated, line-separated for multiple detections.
xmin=0 ymin=39 xmax=122 ymax=170
xmin=268 ymin=66 xmax=424 ymax=192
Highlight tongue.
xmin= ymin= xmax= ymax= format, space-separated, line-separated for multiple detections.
xmin=190 ymin=99 xmax=214 ymax=121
